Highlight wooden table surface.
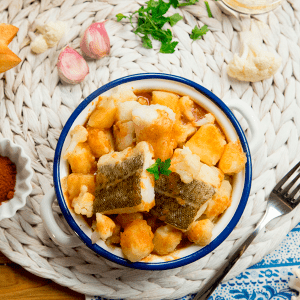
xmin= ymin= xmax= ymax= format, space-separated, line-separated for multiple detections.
xmin=0 ymin=251 xmax=85 ymax=300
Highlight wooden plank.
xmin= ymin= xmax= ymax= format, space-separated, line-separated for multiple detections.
xmin=0 ymin=252 xmax=11 ymax=264
xmin=0 ymin=264 xmax=85 ymax=300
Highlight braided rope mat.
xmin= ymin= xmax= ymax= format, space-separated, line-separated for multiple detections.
xmin=0 ymin=0 xmax=300 ymax=299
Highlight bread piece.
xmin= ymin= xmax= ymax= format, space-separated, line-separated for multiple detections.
xmin=218 ymin=141 xmax=247 ymax=174
xmin=152 ymin=91 xmax=180 ymax=118
xmin=0 ymin=24 xmax=21 ymax=73
xmin=185 ymin=124 xmax=226 ymax=166
xmin=205 ymin=180 xmax=232 ymax=218
xmin=87 ymin=127 xmax=114 ymax=157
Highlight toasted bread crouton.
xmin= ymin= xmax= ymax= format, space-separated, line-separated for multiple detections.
xmin=153 ymin=225 xmax=182 ymax=256
xmin=197 ymin=164 xmax=224 ymax=189
xmin=187 ymin=219 xmax=214 ymax=246
xmin=116 ymin=101 xmax=141 ymax=123
xmin=178 ymin=96 xmax=195 ymax=122
xmin=68 ymin=142 xmax=95 ymax=174
xmin=87 ymin=127 xmax=114 ymax=157
xmin=88 ymin=96 xmax=117 ymax=129
xmin=219 ymin=141 xmax=247 ymax=174
xmin=67 ymin=173 xmax=95 ymax=200
xmin=173 ymin=121 xmax=197 ymax=147
xmin=113 ymin=121 xmax=135 ymax=151
xmin=205 ymin=180 xmax=232 ymax=218
xmin=96 ymin=213 xmax=116 ymax=241
xmin=120 ymin=219 xmax=154 ymax=262
xmin=72 ymin=186 xmax=95 ymax=218
xmin=185 ymin=124 xmax=226 ymax=166
xmin=152 ymin=91 xmax=180 ymax=118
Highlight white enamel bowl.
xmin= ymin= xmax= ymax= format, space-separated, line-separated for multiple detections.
xmin=41 ymin=73 xmax=263 ymax=270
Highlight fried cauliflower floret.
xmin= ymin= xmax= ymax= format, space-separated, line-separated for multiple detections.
xmin=88 ymin=96 xmax=117 ymax=129
xmin=95 ymin=213 xmax=116 ymax=241
xmin=31 ymin=35 xmax=48 ymax=54
xmin=153 ymin=225 xmax=183 ymax=256
xmin=187 ymin=219 xmax=214 ymax=246
xmin=72 ymin=185 xmax=94 ymax=218
xmin=205 ymin=180 xmax=232 ymax=218
xmin=116 ymin=212 xmax=144 ymax=229
xmin=120 ymin=219 xmax=154 ymax=262
xmin=106 ymin=223 xmax=121 ymax=245
xmin=218 ymin=141 xmax=247 ymax=174
xmin=36 ymin=21 xmax=67 ymax=47
xmin=87 ymin=127 xmax=114 ymax=158
xmin=113 ymin=121 xmax=135 ymax=151
xmin=63 ymin=125 xmax=88 ymax=159
xmin=67 ymin=173 xmax=95 ymax=200
xmin=173 ymin=121 xmax=197 ymax=147
xmin=68 ymin=142 xmax=95 ymax=174
xmin=170 ymin=146 xmax=202 ymax=183
xmin=178 ymin=96 xmax=195 ymax=122
xmin=132 ymin=104 xmax=176 ymax=161
xmin=152 ymin=91 xmax=180 ymax=118
xmin=110 ymin=85 xmax=138 ymax=103
xmin=185 ymin=124 xmax=226 ymax=166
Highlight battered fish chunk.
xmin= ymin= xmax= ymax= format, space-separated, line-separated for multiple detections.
xmin=120 ymin=219 xmax=154 ymax=262
xmin=116 ymin=212 xmax=143 ymax=229
xmin=95 ymin=213 xmax=116 ymax=241
xmin=67 ymin=173 xmax=95 ymax=200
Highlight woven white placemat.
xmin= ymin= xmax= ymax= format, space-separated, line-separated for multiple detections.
xmin=0 ymin=0 xmax=300 ymax=299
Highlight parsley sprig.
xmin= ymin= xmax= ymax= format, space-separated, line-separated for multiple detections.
xmin=116 ymin=0 xmax=208 ymax=54
xmin=146 ymin=158 xmax=172 ymax=180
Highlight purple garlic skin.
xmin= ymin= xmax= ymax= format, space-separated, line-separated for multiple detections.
xmin=80 ymin=22 xmax=110 ymax=59
xmin=57 ymin=46 xmax=89 ymax=84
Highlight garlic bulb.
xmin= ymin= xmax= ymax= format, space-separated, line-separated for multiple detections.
xmin=57 ymin=46 xmax=89 ymax=84
xmin=80 ymin=22 xmax=110 ymax=59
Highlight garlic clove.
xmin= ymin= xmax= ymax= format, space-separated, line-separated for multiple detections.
xmin=80 ymin=22 xmax=110 ymax=59
xmin=57 ymin=46 xmax=89 ymax=85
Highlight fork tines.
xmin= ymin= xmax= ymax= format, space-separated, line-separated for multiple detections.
xmin=274 ymin=161 xmax=300 ymax=205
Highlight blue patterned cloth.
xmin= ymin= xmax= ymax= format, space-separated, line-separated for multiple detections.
xmin=87 ymin=223 xmax=300 ymax=300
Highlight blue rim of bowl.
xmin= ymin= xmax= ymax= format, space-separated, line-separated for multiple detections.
xmin=54 ymin=73 xmax=252 ymax=270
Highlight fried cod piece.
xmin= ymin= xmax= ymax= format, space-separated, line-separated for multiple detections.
xmin=67 ymin=142 xmax=95 ymax=174
xmin=185 ymin=124 xmax=226 ymax=166
xmin=151 ymin=172 xmax=215 ymax=231
xmin=205 ymin=180 xmax=232 ymax=219
xmin=93 ymin=141 xmax=155 ymax=214
xmin=110 ymin=84 xmax=138 ymax=103
xmin=120 ymin=219 xmax=154 ymax=262
xmin=87 ymin=127 xmax=114 ymax=158
xmin=67 ymin=173 xmax=95 ymax=200
xmin=153 ymin=225 xmax=182 ymax=255
xmin=187 ymin=219 xmax=214 ymax=246
xmin=218 ymin=141 xmax=247 ymax=174
xmin=132 ymin=104 xmax=176 ymax=161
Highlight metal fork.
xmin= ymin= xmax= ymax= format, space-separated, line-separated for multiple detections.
xmin=193 ymin=161 xmax=300 ymax=300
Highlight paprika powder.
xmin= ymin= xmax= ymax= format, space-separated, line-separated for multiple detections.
xmin=0 ymin=155 xmax=17 ymax=204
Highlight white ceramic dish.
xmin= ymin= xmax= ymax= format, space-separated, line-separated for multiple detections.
xmin=41 ymin=73 xmax=263 ymax=270
xmin=0 ymin=138 xmax=33 ymax=221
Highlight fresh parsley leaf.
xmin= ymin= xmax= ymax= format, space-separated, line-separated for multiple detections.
xmin=116 ymin=13 xmax=127 ymax=22
xmin=190 ymin=24 xmax=209 ymax=40
xmin=146 ymin=158 xmax=172 ymax=179
xmin=169 ymin=13 xmax=183 ymax=26
xmin=205 ymin=1 xmax=212 ymax=17
xmin=160 ymin=41 xmax=178 ymax=53
xmin=142 ymin=35 xmax=153 ymax=48
xmin=160 ymin=158 xmax=172 ymax=176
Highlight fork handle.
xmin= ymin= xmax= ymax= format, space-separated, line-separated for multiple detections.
xmin=193 ymin=208 xmax=281 ymax=300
